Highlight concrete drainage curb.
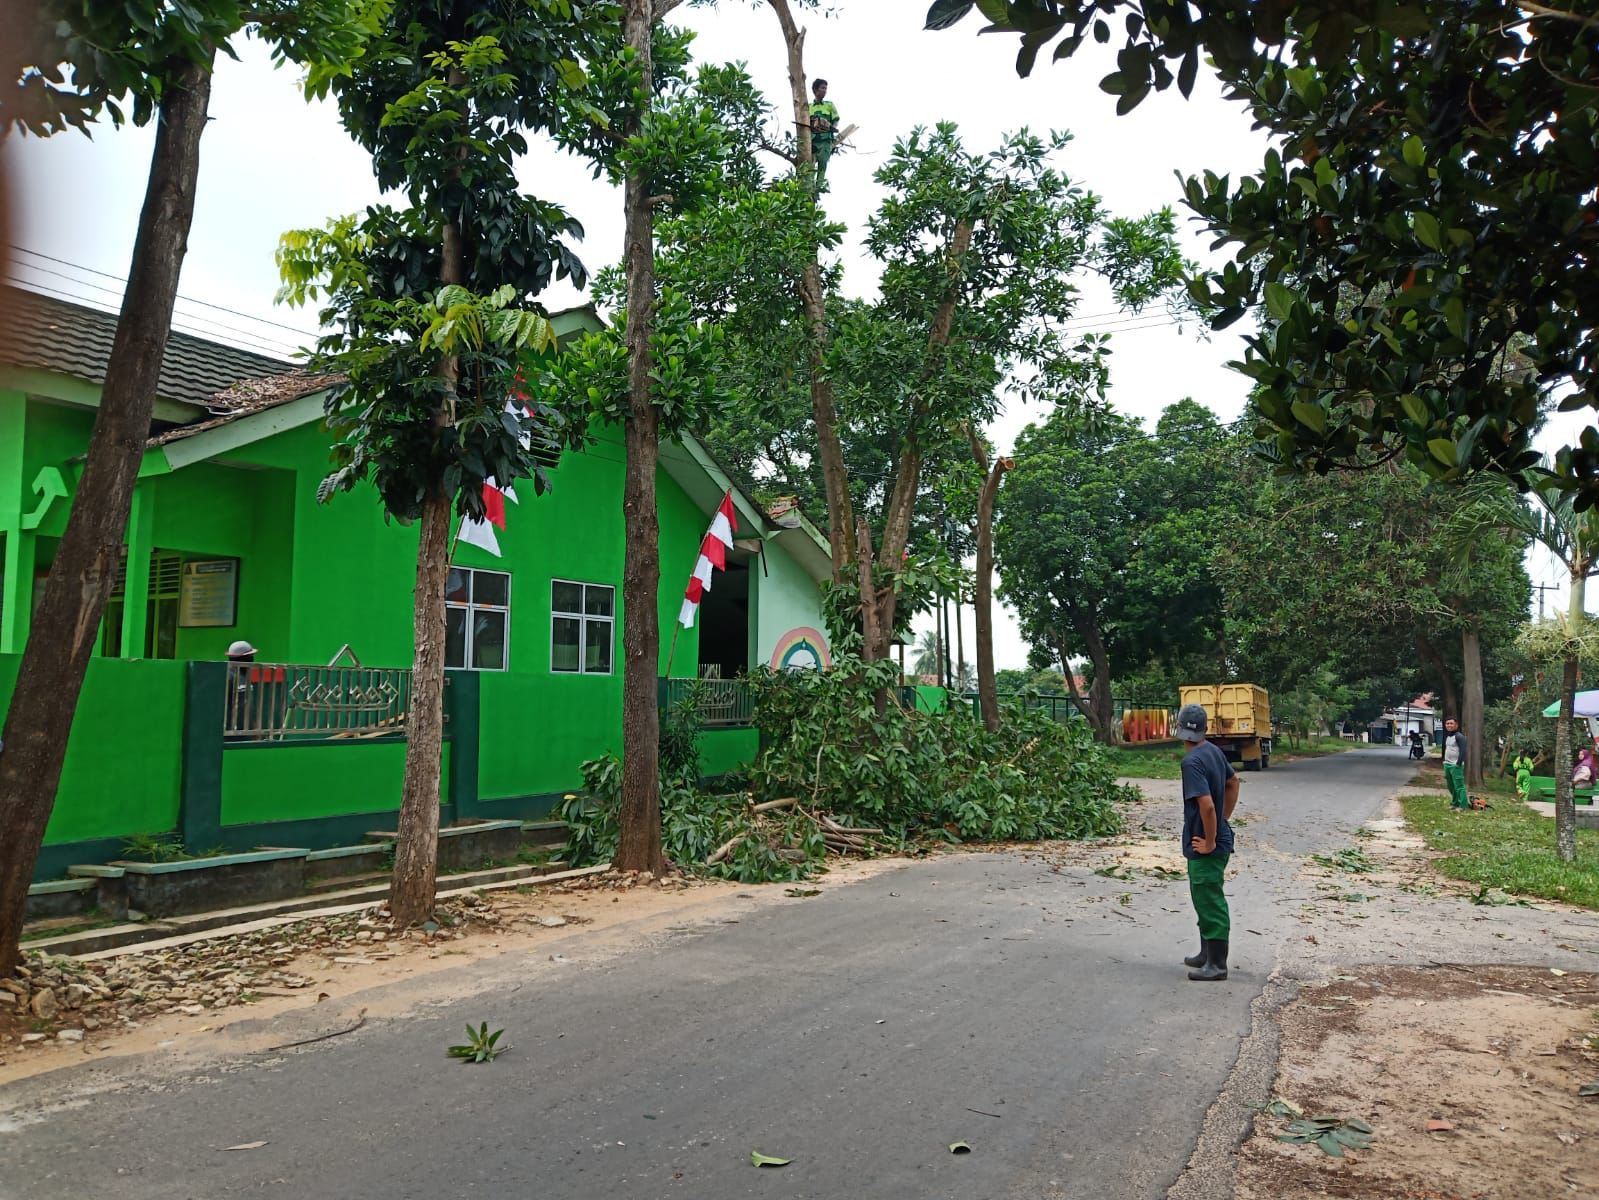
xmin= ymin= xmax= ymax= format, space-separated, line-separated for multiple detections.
xmin=1166 ymin=966 xmax=1300 ymax=1200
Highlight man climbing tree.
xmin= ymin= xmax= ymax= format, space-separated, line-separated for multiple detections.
xmin=808 ymin=77 xmax=838 ymax=177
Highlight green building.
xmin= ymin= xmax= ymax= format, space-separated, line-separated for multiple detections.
xmin=0 ymin=287 xmax=833 ymax=879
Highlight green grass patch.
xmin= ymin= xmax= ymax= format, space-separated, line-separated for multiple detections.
xmin=1103 ymin=743 xmax=1189 ymax=779
xmin=1399 ymin=791 xmax=1599 ymax=910
xmin=1276 ymin=735 xmax=1360 ymax=759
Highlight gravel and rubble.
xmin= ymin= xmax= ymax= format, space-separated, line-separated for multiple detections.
xmin=0 ymin=868 xmax=694 ymax=1055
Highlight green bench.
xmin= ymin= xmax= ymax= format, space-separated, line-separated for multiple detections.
xmin=1524 ymin=775 xmax=1596 ymax=805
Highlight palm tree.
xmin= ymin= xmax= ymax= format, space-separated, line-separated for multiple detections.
xmin=912 ymin=629 xmax=945 ymax=679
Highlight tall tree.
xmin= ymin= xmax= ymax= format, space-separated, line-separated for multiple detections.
xmin=999 ymin=410 xmax=1141 ymax=743
xmin=0 ymin=0 xmax=370 ymax=978
xmin=999 ymin=401 xmax=1239 ymax=742
xmin=928 ymin=1 xmax=1599 ymax=506
xmin=279 ymin=2 xmax=611 ymax=924
xmin=663 ymin=121 xmax=1187 ymax=673
xmin=1221 ymin=457 xmax=1530 ymax=778
xmin=549 ymin=24 xmax=737 ymax=873
xmin=1457 ymin=479 xmax=1599 ymax=861
xmin=967 ymin=426 xmax=1012 ymax=731
xmin=758 ymin=0 xmax=854 ymax=576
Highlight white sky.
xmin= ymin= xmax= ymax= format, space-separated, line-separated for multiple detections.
xmin=6 ymin=5 xmax=1585 ymax=670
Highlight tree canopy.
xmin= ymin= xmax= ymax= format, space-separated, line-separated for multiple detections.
xmin=926 ymin=1 xmax=1599 ymax=505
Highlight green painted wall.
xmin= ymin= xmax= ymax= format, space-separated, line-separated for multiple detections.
xmin=220 ymin=742 xmax=447 ymax=826
xmin=755 ymin=538 xmax=830 ymax=670
xmin=697 ymin=728 xmax=759 ymax=779
xmin=0 ymin=654 xmax=186 ymax=845
xmin=21 ymin=400 xmax=93 ymax=540
xmin=1 ymin=385 xmax=814 ymax=864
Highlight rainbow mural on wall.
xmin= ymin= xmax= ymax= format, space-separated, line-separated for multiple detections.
xmin=770 ymin=626 xmax=831 ymax=672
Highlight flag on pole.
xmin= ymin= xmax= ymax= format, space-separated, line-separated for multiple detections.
xmin=679 ymin=491 xmax=738 ymax=628
xmin=456 ymin=477 xmax=517 ymax=556
xmin=456 ymin=387 xmax=533 ymax=557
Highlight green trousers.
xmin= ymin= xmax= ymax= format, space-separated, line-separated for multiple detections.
xmin=813 ymin=135 xmax=834 ymax=176
xmin=1443 ymin=762 xmax=1468 ymax=809
xmin=1187 ymin=853 xmax=1231 ymax=940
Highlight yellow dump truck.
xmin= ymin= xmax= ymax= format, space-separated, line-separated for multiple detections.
xmin=1178 ymin=683 xmax=1273 ymax=770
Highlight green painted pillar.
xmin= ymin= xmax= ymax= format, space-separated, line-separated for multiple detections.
xmin=119 ymin=483 xmax=154 ymax=658
xmin=0 ymin=394 xmax=28 ymax=655
xmin=444 ymin=670 xmax=481 ymax=821
xmin=180 ymin=660 xmax=225 ymax=851
xmin=0 ymin=523 xmax=34 ymax=654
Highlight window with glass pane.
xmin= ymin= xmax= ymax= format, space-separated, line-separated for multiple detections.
xmin=551 ymin=580 xmax=615 ymax=674
xmin=443 ymin=567 xmax=511 ymax=670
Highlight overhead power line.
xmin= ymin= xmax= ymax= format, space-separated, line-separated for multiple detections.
xmin=7 ymin=258 xmax=308 ymax=358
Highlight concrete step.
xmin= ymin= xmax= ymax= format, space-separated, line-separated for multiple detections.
xmin=25 ymin=858 xmax=582 ymax=959
xmin=306 ymin=870 xmax=390 ymax=895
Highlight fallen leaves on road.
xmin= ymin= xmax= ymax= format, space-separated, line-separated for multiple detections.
xmin=750 ymin=1151 xmax=791 ymax=1167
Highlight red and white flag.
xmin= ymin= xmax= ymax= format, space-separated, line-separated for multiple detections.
xmin=679 ymin=490 xmax=737 ymax=628
xmin=456 ymin=385 xmax=534 ymax=557
xmin=456 ymin=477 xmax=517 ymax=557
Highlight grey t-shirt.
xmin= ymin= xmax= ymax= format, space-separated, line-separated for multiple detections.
xmin=1443 ymin=731 xmax=1466 ymax=767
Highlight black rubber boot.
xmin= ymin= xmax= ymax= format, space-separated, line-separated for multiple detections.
xmin=1183 ymin=939 xmax=1208 ymax=969
xmin=1188 ymin=938 xmax=1229 ymax=982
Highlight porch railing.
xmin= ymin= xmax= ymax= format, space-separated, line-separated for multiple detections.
xmin=224 ymin=662 xmax=418 ymax=741
xmin=662 ymin=676 xmax=755 ymax=729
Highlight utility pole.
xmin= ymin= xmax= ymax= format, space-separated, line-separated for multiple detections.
xmin=1533 ymin=581 xmax=1557 ymax=620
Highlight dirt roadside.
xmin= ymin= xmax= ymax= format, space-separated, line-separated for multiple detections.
xmin=0 ymin=859 xmax=914 ymax=1087
xmin=1236 ymin=964 xmax=1599 ymax=1200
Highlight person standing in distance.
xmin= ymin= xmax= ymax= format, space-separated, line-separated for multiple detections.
xmin=1440 ymin=716 xmax=1469 ymax=810
xmin=1175 ymin=703 xmax=1240 ymax=982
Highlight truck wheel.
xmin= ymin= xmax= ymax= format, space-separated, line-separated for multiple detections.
xmin=1260 ymin=752 xmax=1270 ymax=770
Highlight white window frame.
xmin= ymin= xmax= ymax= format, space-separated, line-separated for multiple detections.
xmin=550 ymin=579 xmax=615 ymax=675
xmin=445 ymin=566 xmax=512 ymax=672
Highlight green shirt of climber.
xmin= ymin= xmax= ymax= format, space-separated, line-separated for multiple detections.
xmin=809 ymin=79 xmax=838 ymax=173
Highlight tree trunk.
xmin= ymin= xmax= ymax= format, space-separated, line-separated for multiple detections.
xmin=1461 ymin=624 xmax=1485 ymax=789
xmin=1080 ymin=617 xmax=1116 ymax=746
xmin=1415 ymin=632 xmax=1459 ymax=723
xmin=390 ymin=137 xmax=468 ymax=926
xmin=613 ymin=0 xmax=667 ymax=876
xmin=1554 ymin=574 xmax=1584 ymax=864
xmin=1054 ymin=631 xmax=1090 ymax=723
xmin=954 ymin=588 xmax=966 ymax=691
xmin=0 ymin=56 xmax=213 ymax=979
xmin=389 ymin=487 xmax=451 ymax=925
xmin=765 ymin=0 xmax=853 ymax=577
xmin=933 ymin=598 xmax=946 ymax=691
xmin=971 ymin=445 xmax=1011 ymax=733
xmin=855 ymin=515 xmax=889 ymax=715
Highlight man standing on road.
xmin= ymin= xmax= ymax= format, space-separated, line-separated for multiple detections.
xmin=1176 ymin=703 xmax=1240 ymax=982
xmin=1441 ymin=716 xmax=1469 ymax=810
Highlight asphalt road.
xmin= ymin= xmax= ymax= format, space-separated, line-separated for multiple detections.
xmin=0 ymin=749 xmax=1429 ymax=1200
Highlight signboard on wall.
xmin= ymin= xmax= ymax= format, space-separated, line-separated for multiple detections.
xmin=178 ymin=558 xmax=239 ymax=627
